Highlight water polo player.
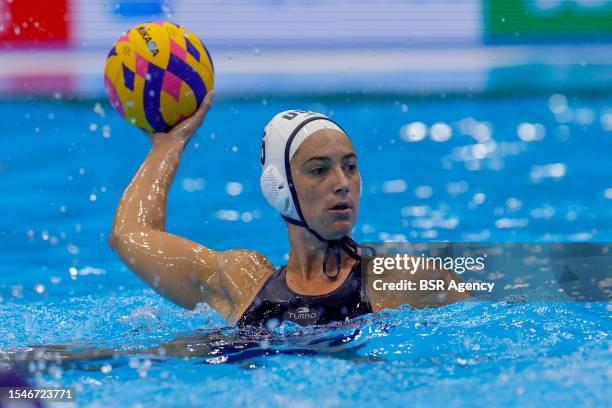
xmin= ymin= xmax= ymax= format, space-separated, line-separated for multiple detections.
xmin=109 ymin=94 xmax=468 ymax=327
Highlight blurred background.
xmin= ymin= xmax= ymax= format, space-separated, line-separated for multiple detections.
xmin=0 ymin=4 xmax=610 ymax=406
xmin=1 ymin=0 xmax=612 ymax=96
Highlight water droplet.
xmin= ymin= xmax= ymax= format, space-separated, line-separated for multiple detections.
xmin=447 ymin=181 xmax=469 ymax=195
xmin=548 ymin=93 xmax=567 ymax=114
xmin=517 ymin=122 xmax=545 ymax=141
xmin=11 ymin=285 xmax=23 ymax=298
xmin=399 ymin=122 xmax=427 ymax=142
xmin=554 ymin=125 xmax=570 ymax=141
xmin=473 ymin=193 xmax=486 ymax=205
xmin=575 ymin=108 xmax=595 ymax=125
xmin=93 ymin=103 xmax=105 ymax=117
xmin=102 ymin=125 xmax=111 ymax=138
xmin=506 ymin=197 xmax=522 ymax=210
xmin=414 ymin=185 xmax=433 ymax=199
xmin=181 ymin=177 xmax=205 ymax=192
xmin=265 ymin=318 xmax=280 ymax=331
xmin=226 ymin=182 xmax=243 ymax=196
xmin=216 ymin=209 xmax=240 ymax=221
xmin=382 ymin=179 xmax=407 ymax=193
xmin=430 ymin=122 xmax=452 ymax=142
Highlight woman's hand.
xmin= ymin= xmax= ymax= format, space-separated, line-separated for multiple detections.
xmin=149 ymin=90 xmax=214 ymax=147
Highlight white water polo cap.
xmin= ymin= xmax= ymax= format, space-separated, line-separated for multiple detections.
xmin=260 ymin=110 xmax=347 ymax=224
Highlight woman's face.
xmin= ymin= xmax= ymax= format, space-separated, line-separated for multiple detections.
xmin=290 ymin=128 xmax=361 ymax=240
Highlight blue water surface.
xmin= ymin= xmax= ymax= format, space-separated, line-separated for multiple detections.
xmin=0 ymin=95 xmax=611 ymax=407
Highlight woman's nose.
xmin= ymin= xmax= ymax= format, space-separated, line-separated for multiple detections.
xmin=332 ymin=166 xmax=350 ymax=194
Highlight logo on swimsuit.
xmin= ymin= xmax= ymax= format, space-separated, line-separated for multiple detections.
xmin=288 ymin=306 xmax=318 ymax=320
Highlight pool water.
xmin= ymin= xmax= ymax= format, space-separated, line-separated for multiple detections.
xmin=0 ymin=95 xmax=611 ymax=407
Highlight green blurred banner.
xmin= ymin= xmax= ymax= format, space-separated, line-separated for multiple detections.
xmin=485 ymin=0 xmax=612 ymax=41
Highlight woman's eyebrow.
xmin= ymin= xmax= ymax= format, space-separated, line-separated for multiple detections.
xmin=304 ymin=153 xmax=356 ymax=165
xmin=304 ymin=156 xmax=330 ymax=164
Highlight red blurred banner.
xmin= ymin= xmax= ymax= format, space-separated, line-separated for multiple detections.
xmin=0 ymin=0 xmax=70 ymax=45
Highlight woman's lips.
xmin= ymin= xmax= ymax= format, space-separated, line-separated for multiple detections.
xmin=328 ymin=201 xmax=353 ymax=218
xmin=328 ymin=207 xmax=353 ymax=217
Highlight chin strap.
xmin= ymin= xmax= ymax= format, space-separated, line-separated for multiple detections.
xmin=282 ymin=215 xmax=375 ymax=280
xmin=322 ymin=237 xmax=359 ymax=279
xmin=322 ymin=236 xmax=378 ymax=279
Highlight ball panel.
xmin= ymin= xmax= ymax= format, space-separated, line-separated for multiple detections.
xmin=202 ymin=44 xmax=215 ymax=74
xmin=114 ymin=42 xmax=136 ymax=75
xmin=169 ymin=37 xmax=187 ymax=60
xmin=122 ymin=63 xmax=135 ymax=91
xmin=159 ymin=85 xmax=196 ymax=127
xmin=104 ymin=74 xmax=125 ymax=118
xmin=167 ymin=53 xmax=207 ymax=106
xmin=183 ymin=29 xmax=215 ymax=87
xmin=161 ymin=70 xmax=182 ymax=101
xmin=142 ymin=63 xmax=168 ymax=132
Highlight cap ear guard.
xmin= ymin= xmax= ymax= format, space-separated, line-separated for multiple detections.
xmin=260 ymin=165 xmax=294 ymax=216
xmin=260 ymin=130 xmax=296 ymax=218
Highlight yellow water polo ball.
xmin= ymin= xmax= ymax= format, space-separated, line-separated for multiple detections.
xmin=104 ymin=21 xmax=214 ymax=133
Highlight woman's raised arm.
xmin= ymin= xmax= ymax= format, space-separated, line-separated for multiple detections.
xmin=109 ymin=92 xmax=274 ymax=324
